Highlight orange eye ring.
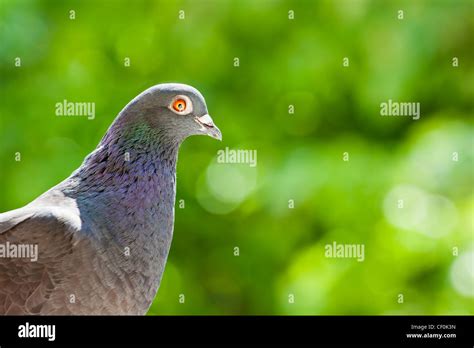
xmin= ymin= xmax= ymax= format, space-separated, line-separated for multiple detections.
xmin=172 ymin=99 xmax=187 ymax=112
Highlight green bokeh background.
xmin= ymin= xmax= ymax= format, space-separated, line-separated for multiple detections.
xmin=0 ymin=0 xmax=473 ymax=314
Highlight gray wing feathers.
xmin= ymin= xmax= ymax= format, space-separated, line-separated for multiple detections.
xmin=0 ymin=208 xmax=34 ymax=234
xmin=0 ymin=206 xmax=81 ymax=314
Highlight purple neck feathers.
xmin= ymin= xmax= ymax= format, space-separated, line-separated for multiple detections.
xmin=66 ymin=121 xmax=180 ymax=214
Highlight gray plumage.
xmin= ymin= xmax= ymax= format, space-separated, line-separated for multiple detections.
xmin=0 ymin=83 xmax=221 ymax=315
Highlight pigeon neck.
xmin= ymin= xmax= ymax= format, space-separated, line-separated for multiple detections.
xmin=72 ymin=122 xmax=180 ymax=199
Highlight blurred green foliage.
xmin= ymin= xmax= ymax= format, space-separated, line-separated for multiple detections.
xmin=0 ymin=0 xmax=473 ymax=314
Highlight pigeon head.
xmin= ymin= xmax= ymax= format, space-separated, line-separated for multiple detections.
xmin=119 ymin=83 xmax=222 ymax=143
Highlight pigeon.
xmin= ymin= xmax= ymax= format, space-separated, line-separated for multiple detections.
xmin=0 ymin=83 xmax=221 ymax=315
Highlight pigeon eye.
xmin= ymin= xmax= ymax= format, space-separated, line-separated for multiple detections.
xmin=169 ymin=95 xmax=193 ymax=115
xmin=172 ymin=99 xmax=187 ymax=112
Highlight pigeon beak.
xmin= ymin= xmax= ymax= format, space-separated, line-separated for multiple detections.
xmin=195 ymin=114 xmax=222 ymax=141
